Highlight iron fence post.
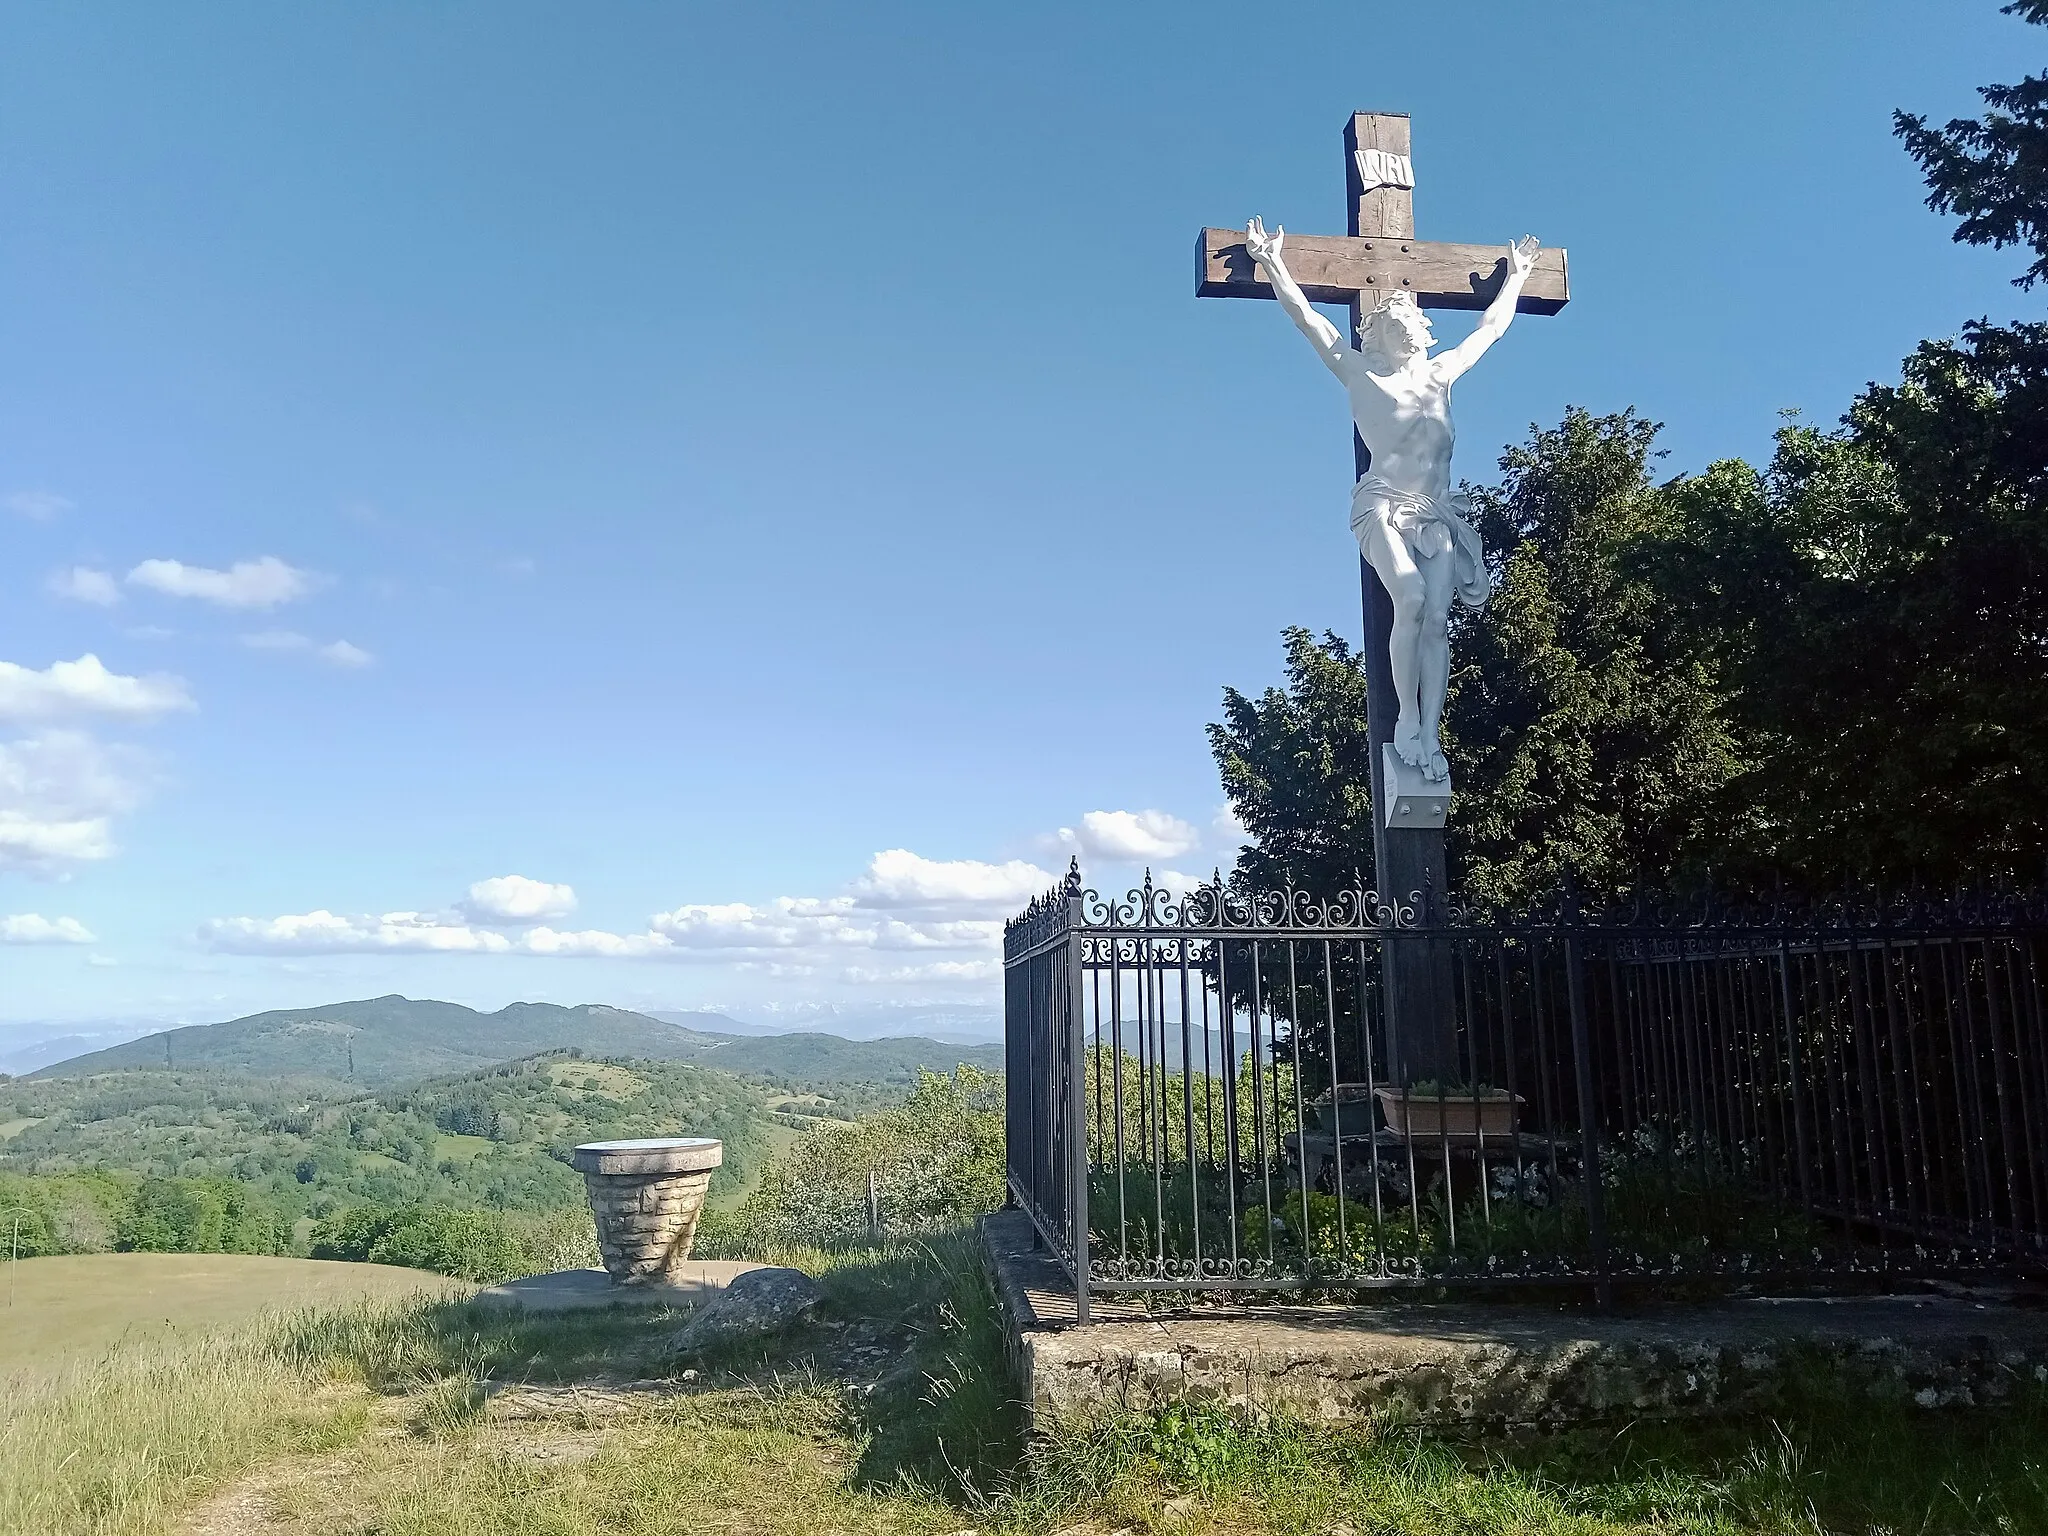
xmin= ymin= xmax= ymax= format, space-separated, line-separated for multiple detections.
xmin=1563 ymin=917 xmax=1613 ymax=1308
xmin=1066 ymin=884 xmax=1091 ymax=1325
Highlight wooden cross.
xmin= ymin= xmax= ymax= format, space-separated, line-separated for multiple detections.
xmin=1196 ymin=114 xmax=1569 ymax=316
xmin=1195 ymin=112 xmax=1571 ymax=1083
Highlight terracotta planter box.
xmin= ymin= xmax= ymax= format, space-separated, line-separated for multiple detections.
xmin=1372 ymin=1086 xmax=1521 ymax=1143
xmin=572 ymin=1136 xmax=722 ymax=1285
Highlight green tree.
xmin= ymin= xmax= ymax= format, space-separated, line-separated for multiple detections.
xmin=1631 ymin=5 xmax=2048 ymax=887
xmin=741 ymin=1067 xmax=1005 ymax=1246
xmin=1210 ymin=411 xmax=1747 ymax=910
xmin=1894 ymin=0 xmax=2048 ymax=289
xmin=117 ymin=1177 xmax=288 ymax=1255
xmin=1447 ymin=409 xmax=1746 ymax=909
xmin=1207 ymin=626 xmax=1375 ymax=899
xmin=309 ymin=1203 xmax=524 ymax=1282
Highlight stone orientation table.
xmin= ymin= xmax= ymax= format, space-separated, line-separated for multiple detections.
xmin=571 ymin=1136 xmax=721 ymax=1284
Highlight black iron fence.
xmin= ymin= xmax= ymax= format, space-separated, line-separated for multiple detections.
xmin=1003 ymin=868 xmax=2048 ymax=1316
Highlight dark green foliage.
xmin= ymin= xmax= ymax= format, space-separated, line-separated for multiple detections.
xmin=1649 ymin=371 xmax=2048 ymax=886
xmin=0 ymin=1168 xmax=290 ymax=1256
xmin=430 ymin=1090 xmax=499 ymax=1139
xmin=1448 ymin=409 xmax=1747 ymax=908
xmin=1211 ymin=412 xmax=1748 ymax=909
xmin=0 ymin=1168 xmax=131 ymax=1256
xmin=309 ymin=1204 xmax=525 ymax=1283
xmin=0 ymin=1054 xmax=769 ymax=1216
xmin=1894 ymin=0 xmax=2048 ymax=288
xmin=728 ymin=1067 xmax=1006 ymax=1249
xmin=1208 ymin=627 xmax=1376 ymax=899
xmin=116 ymin=1176 xmax=291 ymax=1255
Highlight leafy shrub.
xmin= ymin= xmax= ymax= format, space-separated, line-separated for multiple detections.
xmin=117 ymin=1176 xmax=292 ymax=1255
xmin=0 ymin=1169 xmax=133 ymax=1256
xmin=1241 ymin=1192 xmax=1429 ymax=1266
xmin=734 ymin=1067 xmax=1004 ymax=1248
xmin=310 ymin=1204 xmax=524 ymax=1282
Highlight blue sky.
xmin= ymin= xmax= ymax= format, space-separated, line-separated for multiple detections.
xmin=0 ymin=0 xmax=2037 ymax=1030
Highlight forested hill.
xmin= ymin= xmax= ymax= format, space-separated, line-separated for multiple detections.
xmin=30 ymin=997 xmax=733 ymax=1086
xmin=28 ymin=995 xmax=1004 ymax=1089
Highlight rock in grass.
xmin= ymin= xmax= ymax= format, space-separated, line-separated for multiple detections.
xmin=666 ymin=1266 xmax=821 ymax=1357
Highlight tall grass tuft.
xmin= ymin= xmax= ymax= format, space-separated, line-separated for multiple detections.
xmin=0 ymin=1329 xmax=368 ymax=1536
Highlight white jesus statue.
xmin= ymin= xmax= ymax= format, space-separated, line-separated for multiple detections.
xmin=1244 ymin=219 xmax=1539 ymax=785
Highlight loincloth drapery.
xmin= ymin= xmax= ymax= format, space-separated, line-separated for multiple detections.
xmin=1349 ymin=473 xmax=1492 ymax=610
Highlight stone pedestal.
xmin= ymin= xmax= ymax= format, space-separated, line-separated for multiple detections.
xmin=571 ymin=1137 xmax=722 ymax=1285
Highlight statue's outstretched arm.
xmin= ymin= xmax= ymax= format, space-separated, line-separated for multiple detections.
xmin=1435 ymin=237 xmax=1539 ymax=383
xmin=1245 ymin=217 xmax=1349 ymax=377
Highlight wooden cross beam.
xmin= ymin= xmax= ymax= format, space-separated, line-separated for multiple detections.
xmin=1194 ymin=113 xmax=1570 ymax=315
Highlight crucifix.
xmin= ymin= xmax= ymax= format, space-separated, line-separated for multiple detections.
xmin=1197 ymin=112 xmax=1569 ymax=1084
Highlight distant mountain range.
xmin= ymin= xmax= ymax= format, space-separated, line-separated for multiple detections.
xmin=650 ymin=1002 xmax=1001 ymax=1044
xmin=0 ymin=1029 xmax=143 ymax=1076
xmin=26 ymin=995 xmax=1004 ymax=1089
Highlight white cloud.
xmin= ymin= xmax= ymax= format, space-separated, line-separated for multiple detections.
xmin=0 ymin=655 xmax=193 ymax=723
xmin=518 ymin=926 xmax=670 ymax=958
xmin=649 ymin=896 xmax=863 ymax=950
xmin=0 ymin=913 xmax=96 ymax=944
xmin=318 ymin=640 xmax=373 ymax=668
xmin=202 ymin=846 xmax=1034 ymax=979
xmin=1154 ymin=868 xmax=1216 ymax=898
xmin=200 ymin=910 xmax=514 ymax=955
xmin=1212 ymin=803 xmax=1249 ymax=846
xmin=128 ymin=556 xmax=309 ymax=609
xmin=1056 ymin=808 xmax=1200 ymax=863
xmin=462 ymin=875 xmax=577 ymax=925
xmin=647 ymin=894 xmax=999 ymax=955
xmin=0 ymin=731 xmax=150 ymax=874
xmin=6 ymin=491 xmax=72 ymax=520
xmin=848 ymin=849 xmax=1053 ymax=912
xmin=48 ymin=567 xmax=121 ymax=606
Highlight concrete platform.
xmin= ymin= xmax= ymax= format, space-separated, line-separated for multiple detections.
xmin=980 ymin=1210 xmax=2048 ymax=1427
xmin=477 ymin=1261 xmax=768 ymax=1313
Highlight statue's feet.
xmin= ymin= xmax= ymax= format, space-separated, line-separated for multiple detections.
xmin=1423 ymin=746 xmax=1450 ymax=784
xmin=1393 ymin=718 xmax=1427 ymax=770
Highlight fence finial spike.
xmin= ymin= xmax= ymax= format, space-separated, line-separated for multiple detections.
xmin=1064 ymin=856 xmax=1082 ymax=896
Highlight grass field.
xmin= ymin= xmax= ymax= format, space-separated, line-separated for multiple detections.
xmin=5 ymin=1238 xmax=2047 ymax=1536
xmin=0 ymin=1253 xmax=467 ymax=1373
xmin=431 ymin=1132 xmax=495 ymax=1164
xmin=542 ymin=1060 xmax=646 ymax=1096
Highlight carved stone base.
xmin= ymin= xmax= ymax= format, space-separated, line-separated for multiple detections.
xmin=1381 ymin=742 xmax=1450 ymax=830
xmin=572 ymin=1137 xmax=723 ymax=1285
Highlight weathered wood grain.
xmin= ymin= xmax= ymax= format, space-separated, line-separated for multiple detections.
xmin=1345 ymin=112 xmax=1413 ymax=241
xmin=1195 ymin=227 xmax=1569 ymax=314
